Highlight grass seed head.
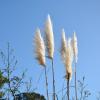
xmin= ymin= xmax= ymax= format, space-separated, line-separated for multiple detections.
xmin=61 ymin=29 xmax=67 ymax=64
xmin=45 ymin=14 xmax=54 ymax=59
xmin=71 ymin=32 xmax=78 ymax=63
xmin=34 ymin=28 xmax=45 ymax=66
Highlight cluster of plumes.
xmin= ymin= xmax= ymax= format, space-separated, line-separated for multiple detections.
xmin=34 ymin=15 xmax=54 ymax=66
xmin=61 ymin=29 xmax=78 ymax=80
xmin=34 ymin=14 xmax=78 ymax=80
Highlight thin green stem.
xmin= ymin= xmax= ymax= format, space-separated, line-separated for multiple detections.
xmin=51 ymin=59 xmax=55 ymax=100
xmin=7 ymin=43 xmax=10 ymax=100
xmin=67 ymin=74 xmax=70 ymax=100
xmin=75 ymin=62 xmax=78 ymax=100
xmin=7 ymin=43 xmax=15 ymax=100
xmin=44 ymin=66 xmax=49 ymax=100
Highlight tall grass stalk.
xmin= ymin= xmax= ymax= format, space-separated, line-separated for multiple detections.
xmin=71 ymin=32 xmax=78 ymax=100
xmin=45 ymin=14 xmax=55 ymax=100
xmin=60 ymin=30 xmax=73 ymax=100
xmin=34 ymin=28 xmax=49 ymax=100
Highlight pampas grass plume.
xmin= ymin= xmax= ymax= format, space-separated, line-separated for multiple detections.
xmin=72 ymin=32 xmax=78 ymax=63
xmin=45 ymin=14 xmax=54 ymax=59
xmin=61 ymin=29 xmax=67 ymax=64
xmin=65 ymin=38 xmax=73 ymax=80
xmin=34 ymin=28 xmax=45 ymax=66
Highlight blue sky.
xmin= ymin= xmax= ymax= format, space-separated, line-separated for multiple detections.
xmin=0 ymin=0 xmax=100 ymax=99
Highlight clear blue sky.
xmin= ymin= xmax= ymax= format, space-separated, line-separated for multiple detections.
xmin=0 ymin=0 xmax=100 ymax=99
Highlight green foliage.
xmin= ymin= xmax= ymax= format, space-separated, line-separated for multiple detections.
xmin=15 ymin=92 xmax=46 ymax=100
xmin=0 ymin=70 xmax=8 ymax=98
xmin=0 ymin=70 xmax=8 ymax=88
xmin=0 ymin=43 xmax=26 ymax=99
xmin=0 ymin=92 xmax=4 ymax=98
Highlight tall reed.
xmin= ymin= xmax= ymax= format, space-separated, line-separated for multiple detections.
xmin=61 ymin=29 xmax=73 ymax=100
xmin=45 ymin=14 xmax=55 ymax=100
xmin=71 ymin=32 xmax=78 ymax=100
xmin=34 ymin=28 xmax=49 ymax=100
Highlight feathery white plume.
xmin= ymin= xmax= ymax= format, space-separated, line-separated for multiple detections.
xmin=34 ymin=28 xmax=45 ymax=66
xmin=61 ymin=29 xmax=67 ymax=64
xmin=71 ymin=32 xmax=78 ymax=63
xmin=65 ymin=38 xmax=73 ymax=80
xmin=45 ymin=14 xmax=54 ymax=59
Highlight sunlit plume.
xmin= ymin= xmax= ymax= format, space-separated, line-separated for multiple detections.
xmin=61 ymin=29 xmax=67 ymax=64
xmin=71 ymin=32 xmax=78 ymax=63
xmin=65 ymin=38 xmax=73 ymax=80
xmin=34 ymin=28 xmax=45 ymax=66
xmin=45 ymin=14 xmax=54 ymax=59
